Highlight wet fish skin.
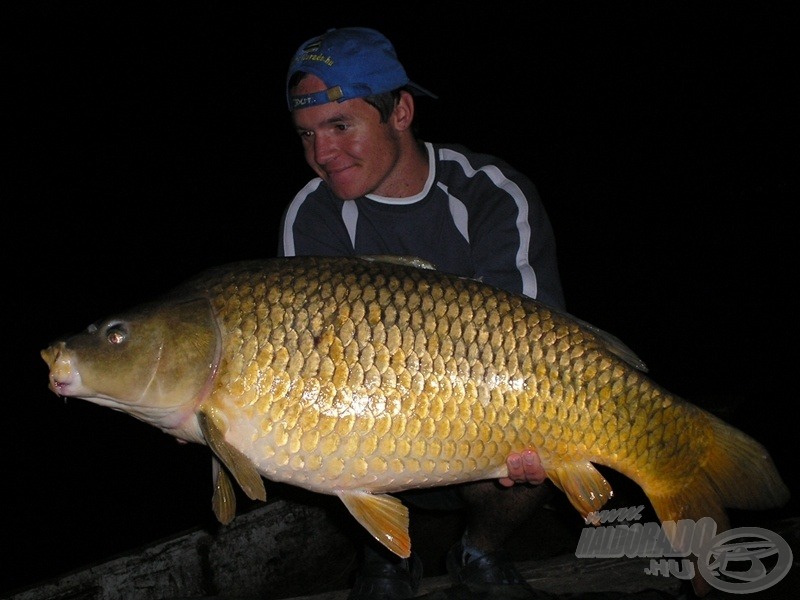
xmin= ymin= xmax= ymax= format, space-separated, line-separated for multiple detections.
xmin=41 ymin=256 xmax=789 ymax=595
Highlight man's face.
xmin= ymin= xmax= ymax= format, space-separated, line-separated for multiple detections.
xmin=291 ymin=75 xmax=402 ymax=200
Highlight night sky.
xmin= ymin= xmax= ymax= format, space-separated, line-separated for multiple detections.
xmin=6 ymin=3 xmax=797 ymax=595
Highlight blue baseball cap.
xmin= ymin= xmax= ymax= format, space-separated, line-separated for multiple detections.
xmin=287 ymin=27 xmax=437 ymax=111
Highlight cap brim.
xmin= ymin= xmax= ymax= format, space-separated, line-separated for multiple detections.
xmin=408 ymin=81 xmax=438 ymax=100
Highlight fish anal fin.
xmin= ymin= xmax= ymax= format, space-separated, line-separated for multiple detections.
xmin=198 ymin=407 xmax=266 ymax=503
xmin=211 ymin=457 xmax=237 ymax=525
xmin=548 ymin=461 xmax=613 ymax=517
xmin=337 ymin=490 xmax=411 ymax=558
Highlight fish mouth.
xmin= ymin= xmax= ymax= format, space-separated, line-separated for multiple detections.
xmin=41 ymin=342 xmax=80 ymax=397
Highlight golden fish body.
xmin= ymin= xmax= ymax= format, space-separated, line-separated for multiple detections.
xmin=41 ymin=255 xmax=789 ymax=589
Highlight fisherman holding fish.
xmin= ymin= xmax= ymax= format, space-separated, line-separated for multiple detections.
xmin=280 ymin=27 xmax=564 ymax=599
xmin=41 ymin=26 xmax=789 ymax=596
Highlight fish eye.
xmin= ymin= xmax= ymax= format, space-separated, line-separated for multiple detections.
xmin=106 ymin=322 xmax=128 ymax=345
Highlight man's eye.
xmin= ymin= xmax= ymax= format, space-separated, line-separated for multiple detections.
xmin=335 ymin=123 xmax=349 ymax=131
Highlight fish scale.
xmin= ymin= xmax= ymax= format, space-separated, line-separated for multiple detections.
xmin=210 ymin=260 xmax=556 ymax=486
xmin=186 ymin=258 xmax=752 ymax=497
xmin=41 ymin=255 xmax=789 ymax=597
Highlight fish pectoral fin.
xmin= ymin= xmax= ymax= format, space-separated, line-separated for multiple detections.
xmin=198 ymin=407 xmax=266 ymax=503
xmin=337 ymin=490 xmax=411 ymax=558
xmin=548 ymin=461 xmax=613 ymax=517
xmin=211 ymin=457 xmax=237 ymax=525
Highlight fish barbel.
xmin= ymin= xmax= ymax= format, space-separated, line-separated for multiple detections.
xmin=41 ymin=255 xmax=788 ymax=594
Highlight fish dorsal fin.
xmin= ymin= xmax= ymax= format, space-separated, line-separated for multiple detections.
xmin=361 ymin=256 xmax=645 ymax=373
xmin=359 ymin=255 xmax=437 ymax=270
xmin=211 ymin=456 xmax=237 ymax=525
xmin=567 ymin=315 xmax=648 ymax=372
xmin=198 ymin=407 xmax=266 ymax=505
xmin=547 ymin=461 xmax=613 ymax=517
xmin=337 ymin=490 xmax=411 ymax=558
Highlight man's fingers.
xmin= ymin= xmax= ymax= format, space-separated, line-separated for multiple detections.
xmin=521 ymin=450 xmax=545 ymax=484
xmin=501 ymin=450 xmax=546 ymax=486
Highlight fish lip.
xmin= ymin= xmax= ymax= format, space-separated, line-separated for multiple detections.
xmin=49 ymin=377 xmax=70 ymax=397
xmin=43 ymin=342 xmax=81 ymax=397
xmin=48 ymin=371 xmax=77 ymax=397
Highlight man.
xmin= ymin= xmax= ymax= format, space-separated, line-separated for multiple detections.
xmin=278 ymin=27 xmax=563 ymax=599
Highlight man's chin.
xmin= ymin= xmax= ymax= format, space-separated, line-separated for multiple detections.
xmin=328 ymin=184 xmax=363 ymax=201
xmin=324 ymin=171 xmax=367 ymax=200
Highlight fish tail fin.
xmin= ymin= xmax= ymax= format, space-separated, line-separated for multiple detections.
xmin=647 ymin=413 xmax=790 ymax=597
xmin=648 ymin=472 xmax=728 ymax=597
xmin=701 ymin=414 xmax=790 ymax=510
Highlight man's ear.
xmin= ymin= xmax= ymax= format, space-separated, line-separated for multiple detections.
xmin=391 ymin=90 xmax=416 ymax=132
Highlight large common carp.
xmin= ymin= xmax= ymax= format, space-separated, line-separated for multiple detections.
xmin=41 ymin=255 xmax=788 ymax=594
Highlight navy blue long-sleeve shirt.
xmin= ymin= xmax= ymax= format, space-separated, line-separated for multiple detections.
xmin=278 ymin=142 xmax=565 ymax=310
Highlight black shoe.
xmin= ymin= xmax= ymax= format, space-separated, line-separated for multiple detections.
xmin=348 ymin=550 xmax=423 ymax=600
xmin=446 ymin=541 xmax=543 ymax=599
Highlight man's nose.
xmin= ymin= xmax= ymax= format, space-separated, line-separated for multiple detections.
xmin=313 ymin=135 xmax=337 ymax=165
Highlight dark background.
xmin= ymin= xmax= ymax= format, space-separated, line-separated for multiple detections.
xmin=6 ymin=2 xmax=797 ymax=595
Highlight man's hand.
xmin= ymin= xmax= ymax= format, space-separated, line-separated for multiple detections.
xmin=500 ymin=449 xmax=546 ymax=487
